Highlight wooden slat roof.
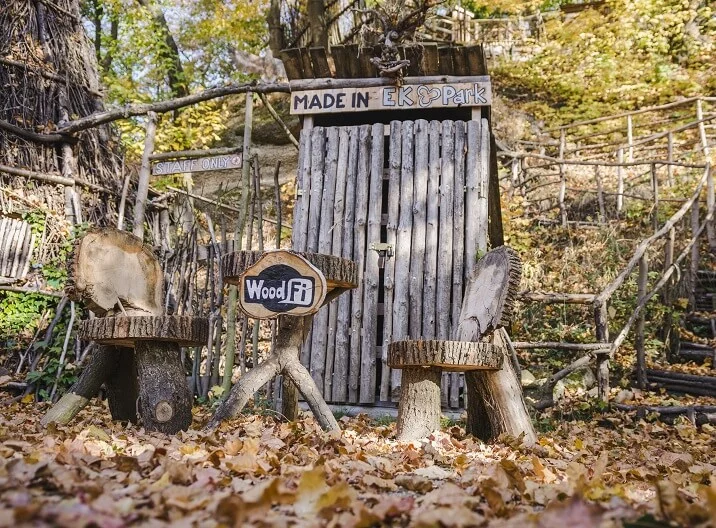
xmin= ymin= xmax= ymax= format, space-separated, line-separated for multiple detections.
xmin=281 ymin=44 xmax=488 ymax=81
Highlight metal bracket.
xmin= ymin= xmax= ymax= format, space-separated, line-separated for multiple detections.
xmin=369 ymin=243 xmax=394 ymax=268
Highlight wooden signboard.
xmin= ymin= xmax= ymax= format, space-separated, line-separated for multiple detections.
xmin=152 ymin=153 xmax=242 ymax=176
xmin=237 ymin=250 xmax=327 ymax=319
xmin=290 ymin=81 xmax=491 ymax=115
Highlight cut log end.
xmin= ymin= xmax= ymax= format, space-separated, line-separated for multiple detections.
xmin=388 ymin=340 xmax=503 ymax=371
xmin=40 ymin=393 xmax=89 ymax=426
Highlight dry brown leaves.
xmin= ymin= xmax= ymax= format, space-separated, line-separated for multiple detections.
xmin=0 ymin=401 xmax=715 ymax=527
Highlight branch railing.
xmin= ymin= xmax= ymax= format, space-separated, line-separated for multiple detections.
xmin=515 ymin=163 xmax=713 ymax=406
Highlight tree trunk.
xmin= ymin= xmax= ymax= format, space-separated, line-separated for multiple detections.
xmin=465 ymin=332 xmax=536 ymax=445
xmin=105 ymin=347 xmax=139 ymax=423
xmin=267 ymin=0 xmax=285 ymax=58
xmin=135 ymin=341 xmax=192 ymax=433
xmin=307 ymin=0 xmax=328 ymax=48
xmin=395 ymin=367 xmax=442 ymax=442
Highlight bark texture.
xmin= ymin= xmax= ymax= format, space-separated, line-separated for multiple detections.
xmin=79 ymin=315 xmax=209 ymax=347
xmin=135 ymin=341 xmax=192 ymax=434
xmin=222 ymin=250 xmax=358 ymax=289
xmin=388 ymin=340 xmax=503 ymax=371
xmin=465 ymin=332 xmax=536 ymax=445
xmin=395 ymin=367 xmax=442 ymax=442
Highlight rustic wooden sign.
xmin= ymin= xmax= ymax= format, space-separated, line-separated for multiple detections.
xmin=238 ymin=250 xmax=327 ymax=319
xmin=152 ymin=153 xmax=242 ymax=176
xmin=290 ymin=81 xmax=491 ymax=115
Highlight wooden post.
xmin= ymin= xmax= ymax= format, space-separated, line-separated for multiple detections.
xmin=559 ymin=129 xmax=567 ymax=227
xmin=697 ymin=98 xmax=710 ymax=159
xmin=117 ymin=156 xmax=130 ymax=230
xmin=707 ymin=164 xmax=715 ymax=250
xmin=690 ymin=199 xmax=700 ymax=309
xmin=651 ymin=162 xmax=659 ymax=232
xmin=635 ymin=255 xmax=648 ymax=389
xmin=594 ymin=301 xmax=610 ymax=401
xmin=616 ymin=148 xmax=624 ymax=214
xmin=626 ymin=114 xmax=634 ymax=162
xmin=595 ymin=165 xmax=605 ymax=222
xmin=133 ymin=112 xmax=157 ymax=239
xmin=224 ymin=93 xmax=254 ymax=394
xmin=661 ymin=227 xmax=675 ymax=333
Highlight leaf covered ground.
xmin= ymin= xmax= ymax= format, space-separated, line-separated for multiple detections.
xmin=0 ymin=401 xmax=714 ymax=527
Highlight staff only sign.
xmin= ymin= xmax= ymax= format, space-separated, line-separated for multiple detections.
xmin=238 ymin=251 xmax=327 ymax=319
xmin=152 ymin=153 xmax=242 ymax=176
xmin=290 ymin=81 xmax=491 ymax=115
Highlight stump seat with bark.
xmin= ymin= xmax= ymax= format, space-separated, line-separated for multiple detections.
xmin=388 ymin=340 xmax=504 ymax=441
xmin=42 ymin=228 xmax=209 ymax=435
xmin=208 ymin=250 xmax=357 ymax=431
xmin=388 ymin=246 xmax=537 ymax=444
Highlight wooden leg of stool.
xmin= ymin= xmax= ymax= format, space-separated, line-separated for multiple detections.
xmin=106 ymin=346 xmax=139 ymax=423
xmin=395 ymin=367 xmax=442 ymax=442
xmin=136 ymin=341 xmax=193 ymax=434
xmin=41 ymin=344 xmax=116 ymax=426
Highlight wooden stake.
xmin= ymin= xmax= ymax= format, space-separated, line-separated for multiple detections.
xmin=133 ymin=112 xmax=157 ymax=239
xmin=635 ymin=255 xmax=648 ymax=389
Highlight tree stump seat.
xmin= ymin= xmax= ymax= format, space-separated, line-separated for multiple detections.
xmin=209 ymin=250 xmax=357 ymax=431
xmin=388 ymin=339 xmax=505 ymax=441
xmin=78 ymin=315 xmax=209 ymax=347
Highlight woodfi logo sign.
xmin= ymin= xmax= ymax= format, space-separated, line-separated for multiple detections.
xmin=238 ymin=251 xmax=327 ymax=319
xmin=244 ymin=265 xmax=314 ymax=312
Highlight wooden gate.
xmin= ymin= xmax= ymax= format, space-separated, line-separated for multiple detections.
xmin=292 ymin=118 xmax=490 ymax=407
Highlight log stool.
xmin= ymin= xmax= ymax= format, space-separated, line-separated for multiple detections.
xmin=388 ymin=340 xmax=503 ymax=441
xmin=208 ymin=249 xmax=357 ymax=431
xmin=41 ymin=228 xmax=209 ymax=434
xmin=77 ymin=315 xmax=208 ymax=433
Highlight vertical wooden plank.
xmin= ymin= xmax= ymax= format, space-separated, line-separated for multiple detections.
xmin=280 ymin=48 xmax=304 ymax=80
xmin=357 ymin=45 xmax=376 ymax=77
xmin=306 ymin=127 xmax=325 ymax=253
xmin=309 ymin=47 xmax=332 ymax=78
xmin=437 ymin=121 xmax=455 ymax=339
xmin=410 ymin=120 xmax=429 ymax=340
xmin=301 ymin=127 xmax=325 ymax=367
xmin=451 ymin=121 xmax=467 ymax=409
xmin=423 ymin=121 xmax=440 ymax=339
xmin=391 ymin=120 xmax=415 ymax=397
xmin=402 ymin=45 xmax=423 ymax=76
xmin=558 ymin=129 xmax=567 ymax=227
xmin=349 ymin=125 xmax=372 ymax=403
xmin=333 ymin=127 xmax=359 ymax=402
xmin=451 ymin=46 xmax=468 ymax=76
xmin=651 ymin=162 xmax=659 ymax=232
xmin=667 ymin=132 xmax=674 ymax=186
xmin=465 ymin=119 xmax=489 ymax=276
xmin=330 ymin=45 xmax=350 ymax=78
xmin=381 ymin=121 xmax=402 ymax=402
xmin=438 ymin=47 xmax=453 ymax=75
xmin=324 ymin=127 xmax=350 ymax=397
xmin=697 ymin=98 xmax=710 ymax=158
xmin=293 ymin=128 xmax=312 ymax=251
xmin=422 ymin=44 xmax=440 ymax=75
xmin=360 ymin=123 xmax=384 ymax=403
xmin=464 ymin=45 xmax=487 ymax=75
xmin=310 ymin=127 xmax=339 ymax=392
xmin=345 ymin=43 xmax=361 ymax=78
xmin=300 ymin=47 xmax=314 ymax=78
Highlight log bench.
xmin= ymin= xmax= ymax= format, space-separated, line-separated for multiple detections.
xmin=388 ymin=340 xmax=504 ymax=441
xmin=207 ymin=249 xmax=357 ymax=431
